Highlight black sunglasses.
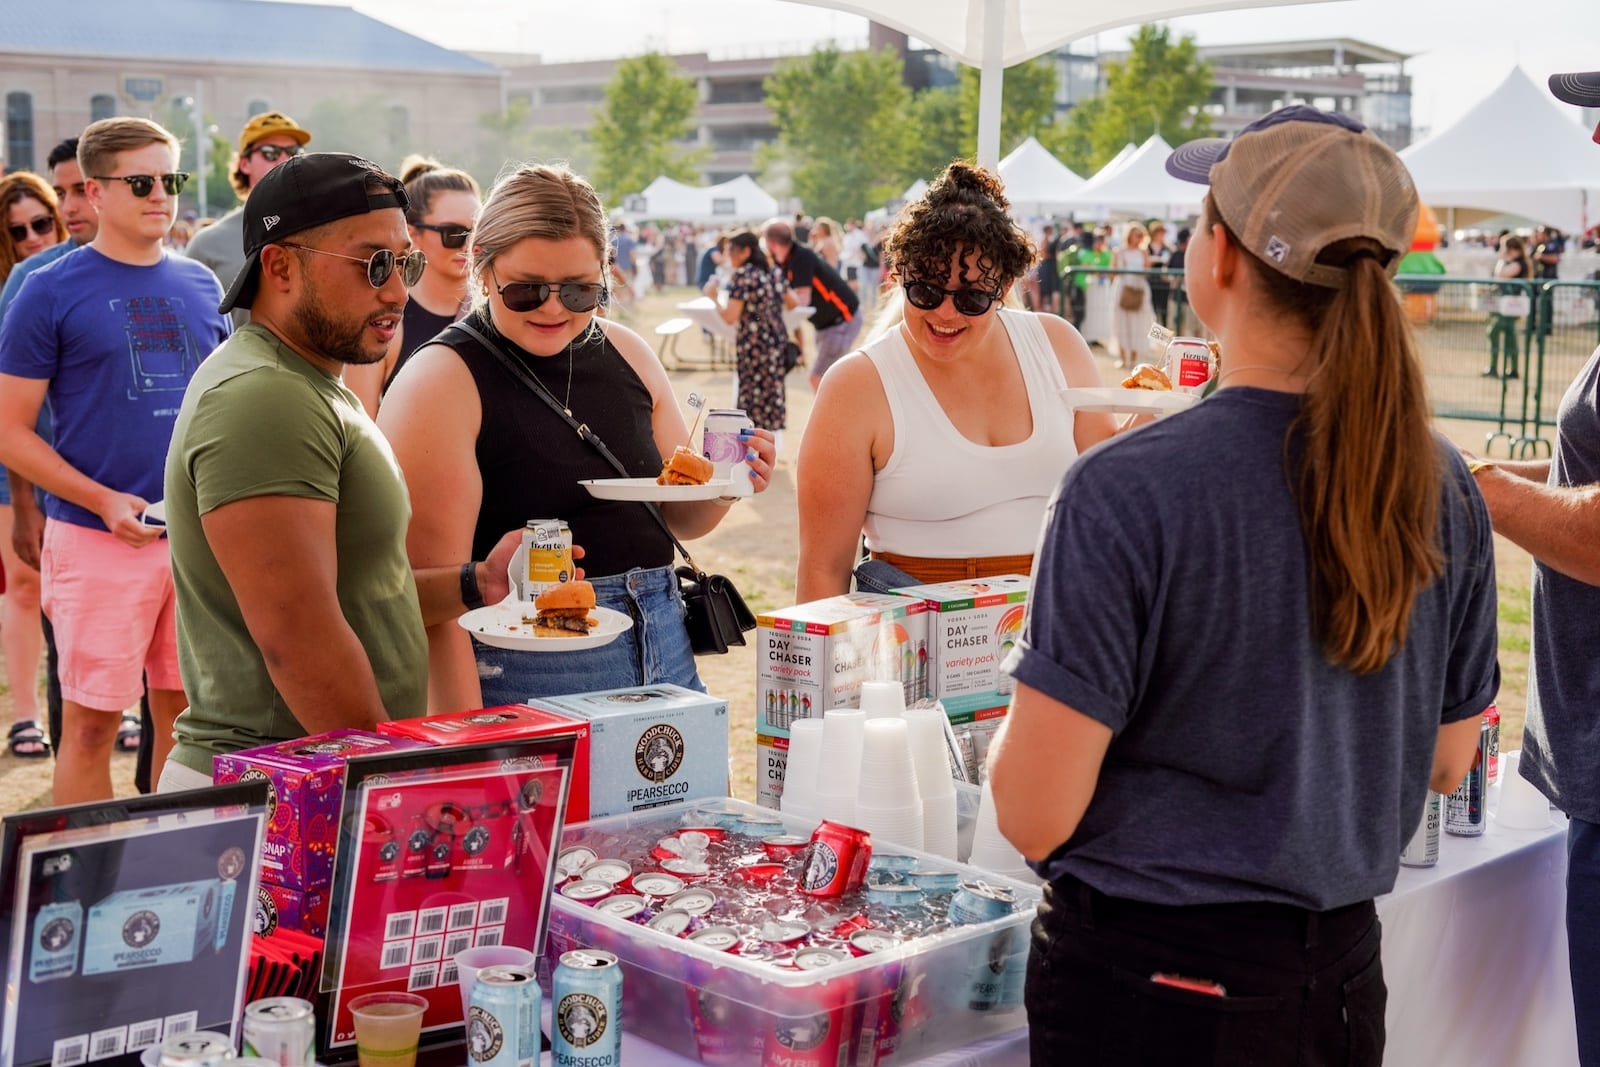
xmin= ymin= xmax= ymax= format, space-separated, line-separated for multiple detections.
xmin=903 ymin=280 xmax=1002 ymax=317
xmin=8 ymin=216 xmax=55 ymax=243
xmin=413 ymin=221 xmax=472 ymax=250
xmin=245 ymin=144 xmax=302 ymax=163
xmin=280 ymin=243 xmax=427 ymax=289
xmin=92 ymin=173 xmax=191 ymax=198
xmin=491 ymin=268 xmax=609 ymax=313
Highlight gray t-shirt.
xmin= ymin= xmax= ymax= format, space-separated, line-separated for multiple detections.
xmin=184 ymin=207 xmax=248 ymax=329
xmin=1007 ymin=387 xmax=1498 ymax=910
xmin=1521 ymin=343 xmax=1600 ymax=822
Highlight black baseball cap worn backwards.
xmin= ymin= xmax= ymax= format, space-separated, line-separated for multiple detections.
xmin=218 ymin=152 xmax=409 ymax=314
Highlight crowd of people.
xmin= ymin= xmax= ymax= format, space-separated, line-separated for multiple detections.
xmin=0 ymin=71 xmax=1598 ymax=1065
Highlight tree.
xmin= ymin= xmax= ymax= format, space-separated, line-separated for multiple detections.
xmin=765 ymin=45 xmax=913 ymax=220
xmin=590 ymin=53 xmax=704 ymax=206
xmin=1042 ymin=24 xmax=1214 ymax=175
xmin=902 ymin=87 xmax=966 ymax=186
xmin=957 ymin=56 xmax=1060 ymax=156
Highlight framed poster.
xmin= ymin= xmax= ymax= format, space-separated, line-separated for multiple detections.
xmin=318 ymin=736 xmax=578 ymax=1063
xmin=0 ymin=784 xmax=269 ymax=1067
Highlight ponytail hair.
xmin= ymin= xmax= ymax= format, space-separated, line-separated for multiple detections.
xmin=1207 ymin=196 xmax=1444 ymax=674
xmin=398 ymin=155 xmax=481 ymax=223
xmin=726 ymin=230 xmax=769 ymax=271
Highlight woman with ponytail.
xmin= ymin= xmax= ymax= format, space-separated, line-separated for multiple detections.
xmin=989 ymin=106 xmax=1500 ymax=1065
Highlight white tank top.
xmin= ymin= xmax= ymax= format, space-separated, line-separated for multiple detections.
xmin=863 ymin=309 xmax=1078 ymax=557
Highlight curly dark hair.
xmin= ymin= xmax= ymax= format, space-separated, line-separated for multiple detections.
xmin=882 ymin=161 xmax=1036 ymax=296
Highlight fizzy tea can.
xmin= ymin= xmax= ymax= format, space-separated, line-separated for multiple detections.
xmin=521 ymin=519 xmax=574 ymax=599
xmin=242 ymin=996 xmax=316 ymax=1065
xmin=1400 ymin=791 xmax=1441 ymax=868
xmin=1485 ymin=704 xmax=1501 ymax=785
xmin=469 ymin=964 xmax=539 ymax=1067
xmin=1445 ymin=722 xmax=1491 ymax=837
xmin=158 ymin=1032 xmax=236 ymax=1067
xmin=701 ymin=408 xmax=754 ymax=486
xmin=553 ymin=949 xmax=623 ymax=1067
xmin=1162 ymin=337 xmax=1215 ymax=394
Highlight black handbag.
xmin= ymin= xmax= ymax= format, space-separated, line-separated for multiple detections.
xmin=451 ymin=321 xmax=757 ymax=654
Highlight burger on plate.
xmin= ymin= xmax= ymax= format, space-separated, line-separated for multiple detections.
xmin=530 ymin=580 xmax=597 ymax=638
xmin=657 ymin=446 xmax=713 ymax=486
xmin=1121 ymin=363 xmax=1172 ymax=391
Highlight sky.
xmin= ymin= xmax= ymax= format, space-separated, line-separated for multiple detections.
xmin=320 ymin=0 xmax=1600 ymax=136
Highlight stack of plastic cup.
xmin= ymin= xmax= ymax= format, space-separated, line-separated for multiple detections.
xmin=859 ymin=680 xmax=906 ymax=719
xmin=903 ymin=708 xmax=958 ymax=859
xmin=1496 ymin=751 xmax=1554 ymax=830
xmin=968 ymin=778 xmax=1033 ymax=880
xmin=855 ymin=718 xmax=925 ymax=850
xmin=780 ymin=718 xmax=825 ymax=825
xmin=815 ymin=709 xmax=866 ymax=825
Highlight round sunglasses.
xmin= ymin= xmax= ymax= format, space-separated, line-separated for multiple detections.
xmin=245 ymin=143 xmax=302 ymax=163
xmin=902 ymin=280 xmax=1002 ymax=317
xmin=491 ymin=268 xmax=609 ymax=313
xmin=280 ymin=243 xmax=427 ymax=289
xmin=91 ymin=172 xmax=191 ymax=198
xmin=413 ymin=221 xmax=473 ymax=250
xmin=8 ymin=216 xmax=55 ymax=244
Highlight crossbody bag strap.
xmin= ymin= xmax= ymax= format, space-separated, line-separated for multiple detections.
xmin=448 ymin=320 xmax=703 ymax=573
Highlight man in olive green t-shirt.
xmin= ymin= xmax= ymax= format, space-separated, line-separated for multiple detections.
xmin=159 ymin=153 xmax=517 ymax=790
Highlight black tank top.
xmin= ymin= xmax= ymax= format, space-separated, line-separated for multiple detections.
xmin=437 ymin=311 xmax=674 ymax=574
xmin=384 ymin=300 xmax=460 ymax=393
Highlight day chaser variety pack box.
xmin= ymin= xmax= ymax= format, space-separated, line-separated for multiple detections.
xmin=942 ymin=690 xmax=1011 ymax=786
xmin=892 ymin=575 xmax=1030 ymax=700
xmin=376 ymin=703 xmax=594 ymax=822
xmin=533 ymin=684 xmax=729 ymax=818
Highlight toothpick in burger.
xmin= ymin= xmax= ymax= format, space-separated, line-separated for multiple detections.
xmin=657 ymin=446 xmax=714 ymax=486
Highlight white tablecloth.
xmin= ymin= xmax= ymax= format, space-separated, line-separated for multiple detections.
xmin=676 ymin=297 xmax=814 ymax=342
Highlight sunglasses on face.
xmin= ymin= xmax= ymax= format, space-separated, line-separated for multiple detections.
xmin=903 ymin=280 xmax=1002 ymax=317
xmin=491 ymin=268 xmax=609 ymax=313
xmin=246 ymin=143 xmax=302 ymax=163
xmin=280 ymin=243 xmax=427 ymax=289
xmin=92 ymin=172 xmax=190 ymax=198
xmin=8 ymin=216 xmax=54 ymax=243
xmin=413 ymin=221 xmax=473 ymax=250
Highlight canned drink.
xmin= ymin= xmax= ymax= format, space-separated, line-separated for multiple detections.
xmin=865 ymin=884 xmax=923 ymax=910
xmin=734 ymin=862 xmax=786 ymax=885
xmin=629 ymin=871 xmax=686 ymax=898
xmin=580 ymin=859 xmax=632 ymax=885
xmin=667 ymin=888 xmax=718 ymax=916
xmin=761 ymin=834 xmax=810 ymax=860
xmin=904 ymin=868 xmax=961 ymax=895
xmin=866 ymin=852 xmax=918 ymax=877
xmin=647 ymin=908 xmax=693 ymax=936
xmin=662 ymin=857 xmax=711 ymax=878
xmin=762 ymin=949 xmax=852 ymax=1067
xmin=701 ymin=408 xmax=754 ymax=484
xmin=1485 ymin=705 xmax=1501 ymax=785
xmin=688 ymin=925 xmax=742 ymax=951
xmin=758 ymin=920 xmax=811 ymax=946
xmin=560 ymin=880 xmax=615 ymax=904
xmin=553 ymin=950 xmax=623 ymax=1067
xmin=848 ymin=931 xmax=905 ymax=1065
xmin=1162 ymin=337 xmax=1215 ymax=394
xmin=1445 ymin=722 xmax=1491 ymax=837
xmin=158 ymin=1032 xmax=235 ymax=1067
xmin=521 ymin=519 xmax=574 ymax=599
xmin=556 ymin=846 xmax=598 ymax=880
xmin=801 ymin=821 xmax=873 ymax=898
xmin=687 ymin=967 xmax=758 ymax=1065
xmin=948 ymin=882 xmax=1017 ymax=925
xmin=242 ymin=996 xmax=316 ymax=1065
xmin=594 ymin=894 xmax=649 ymax=921
xmin=737 ymin=814 xmax=786 ymax=838
xmin=849 ymin=930 xmax=901 ymax=956
xmin=470 ymin=964 xmax=539 ymax=1067
xmin=1400 ymin=791 xmax=1441 ymax=868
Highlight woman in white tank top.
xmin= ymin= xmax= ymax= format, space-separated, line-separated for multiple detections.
xmin=795 ymin=162 xmax=1119 ymax=602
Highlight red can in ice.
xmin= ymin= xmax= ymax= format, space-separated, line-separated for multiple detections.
xmin=800 ymin=821 xmax=871 ymax=898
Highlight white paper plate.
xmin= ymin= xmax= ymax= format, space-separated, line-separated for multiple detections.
xmin=1060 ymin=387 xmax=1200 ymax=416
xmin=460 ymin=601 xmax=632 ymax=652
xmin=580 ymin=477 xmax=736 ymax=502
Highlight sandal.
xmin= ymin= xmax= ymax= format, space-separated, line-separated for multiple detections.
xmin=7 ymin=720 xmax=50 ymax=759
xmin=114 ymin=713 xmax=141 ymax=753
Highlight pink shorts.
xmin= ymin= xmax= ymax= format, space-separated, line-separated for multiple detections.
xmin=40 ymin=520 xmax=183 ymax=710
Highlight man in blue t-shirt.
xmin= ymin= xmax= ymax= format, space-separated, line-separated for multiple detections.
xmin=1475 ymin=69 xmax=1600 ymax=1067
xmin=0 ymin=117 xmax=228 ymax=806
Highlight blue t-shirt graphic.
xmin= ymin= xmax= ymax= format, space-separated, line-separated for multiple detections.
xmin=0 ymin=247 xmax=229 ymax=531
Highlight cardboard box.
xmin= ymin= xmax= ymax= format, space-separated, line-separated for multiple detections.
xmin=83 ymin=880 xmax=224 ymax=975
xmin=254 ymin=883 xmax=329 ymax=939
xmin=213 ymin=730 xmax=430 ymax=890
xmin=892 ymin=576 xmax=1030 ymax=700
xmin=754 ymin=732 xmax=788 ymax=811
xmin=377 ymin=704 xmax=592 ymax=822
xmin=533 ymin=684 xmax=728 ymax=818
xmin=756 ymin=593 xmax=931 ymax=739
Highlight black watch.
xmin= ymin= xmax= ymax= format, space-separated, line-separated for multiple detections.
xmin=460 ymin=562 xmax=485 ymax=611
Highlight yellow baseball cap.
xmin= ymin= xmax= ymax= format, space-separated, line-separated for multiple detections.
xmin=237 ymin=111 xmax=312 ymax=155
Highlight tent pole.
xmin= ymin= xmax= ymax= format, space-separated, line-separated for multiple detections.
xmin=976 ymin=0 xmax=1005 ymax=170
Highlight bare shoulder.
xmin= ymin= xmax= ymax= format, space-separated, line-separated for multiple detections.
xmin=384 ymin=340 xmax=476 ymax=399
xmin=813 ymin=349 xmax=888 ymax=422
xmin=377 ymin=340 xmax=481 ymax=440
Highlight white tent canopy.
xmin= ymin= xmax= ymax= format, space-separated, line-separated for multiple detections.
xmin=1400 ymin=67 xmax=1600 ymax=235
xmin=997 ymin=137 xmax=1084 ymax=216
xmin=1060 ymin=135 xmax=1204 ymax=219
xmin=626 ymin=174 xmax=780 ymax=224
xmin=1089 ymin=143 xmax=1138 ymax=184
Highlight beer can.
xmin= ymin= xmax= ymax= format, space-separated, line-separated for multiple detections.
xmin=647 ymin=909 xmax=693 ymax=936
xmin=865 ymin=884 xmax=922 ymax=911
xmin=800 ymin=820 xmax=872 ymax=898
xmin=579 ymin=859 xmax=631 ymax=886
xmin=469 ymin=964 xmax=539 ymax=1067
xmin=521 ymin=519 xmax=574 ymax=599
xmin=560 ymin=880 xmax=615 ymax=904
xmin=761 ymin=834 xmax=810 ymax=860
xmin=1485 ymin=705 xmax=1501 ymax=785
xmin=848 ymin=931 xmax=904 ymax=1065
xmin=1162 ymin=337 xmax=1215 ymax=394
xmin=556 ymin=846 xmax=598 ymax=880
xmin=904 ymin=868 xmax=961 ymax=895
xmin=594 ymin=894 xmax=649 ymax=921
xmin=553 ymin=950 xmax=623 ymax=1067
xmin=1400 ymin=791 xmax=1441 ymax=868
xmin=629 ymin=871 xmax=686 ymax=898
xmin=701 ymin=408 xmax=754 ymax=484
xmin=242 ymin=996 xmax=316 ymax=1065
xmin=1445 ymin=722 xmax=1491 ymax=837
xmin=666 ymin=887 xmax=718 ymax=916
xmin=948 ymin=881 xmax=1017 ymax=925
xmin=688 ymin=925 xmax=742 ymax=952
xmin=158 ymin=1032 xmax=235 ymax=1067
xmin=687 ymin=967 xmax=757 ymax=1065
xmin=763 ymin=949 xmax=853 ymax=1067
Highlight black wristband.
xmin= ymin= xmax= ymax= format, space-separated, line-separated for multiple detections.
xmin=460 ymin=562 xmax=485 ymax=611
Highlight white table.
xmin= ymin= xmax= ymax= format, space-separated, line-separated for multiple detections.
xmin=675 ymin=296 xmax=814 ymax=343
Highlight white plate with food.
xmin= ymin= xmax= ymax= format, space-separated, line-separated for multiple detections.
xmin=460 ymin=580 xmax=632 ymax=652
xmin=1060 ymin=386 xmax=1201 ymax=416
xmin=580 ymin=478 xmax=736 ymax=502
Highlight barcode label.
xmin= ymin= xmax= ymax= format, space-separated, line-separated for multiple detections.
xmin=89 ymin=1028 xmax=125 ymax=1060
xmin=444 ymin=932 xmax=473 ymax=958
xmin=381 ymin=941 xmax=412 ymax=969
xmin=413 ymin=935 xmax=443 ymax=963
xmin=440 ymin=960 xmax=459 ymax=986
xmin=473 ymin=926 xmax=504 ymax=948
xmin=407 ymin=963 xmax=438 ymax=991
xmin=448 ymin=903 xmax=478 ymax=930
xmin=128 ymin=1020 xmax=162 ymax=1050
xmin=162 ymin=1013 xmax=197 ymax=1037
xmin=384 ymin=910 xmax=417 ymax=940
xmin=417 ymin=907 xmax=448 ymax=935
xmin=51 ymin=1036 xmax=87 ymax=1067
xmin=479 ymin=898 xmax=509 ymax=926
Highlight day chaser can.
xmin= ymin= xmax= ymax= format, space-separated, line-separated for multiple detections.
xmin=242 ymin=996 xmax=316 ymax=1065
xmin=1400 ymin=791 xmax=1441 ymax=868
xmin=521 ymin=519 xmax=574 ymax=599
xmin=701 ymin=408 xmax=754 ymax=485
xmin=1162 ymin=337 xmax=1215 ymax=394
xmin=800 ymin=821 xmax=872 ymax=898
xmin=1445 ymin=722 xmax=1491 ymax=837
xmin=158 ymin=1032 xmax=235 ymax=1066
xmin=469 ymin=964 xmax=539 ymax=1067
xmin=553 ymin=949 xmax=623 ymax=1067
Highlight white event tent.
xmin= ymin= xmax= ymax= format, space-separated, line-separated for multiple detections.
xmin=627 ymin=175 xmax=780 ymax=224
xmin=1400 ymin=67 xmax=1600 ymax=236
xmin=997 ymin=137 xmax=1084 ymax=216
xmin=1060 ymin=135 xmax=1204 ymax=220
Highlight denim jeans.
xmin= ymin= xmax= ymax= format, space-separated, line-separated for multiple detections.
xmin=473 ymin=564 xmax=703 ymax=705
xmin=853 ymin=557 xmax=921 ymax=595
xmin=1569 ymin=818 xmax=1600 ymax=1065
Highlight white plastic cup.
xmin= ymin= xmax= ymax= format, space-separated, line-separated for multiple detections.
xmin=859 ymin=680 xmax=906 ymax=719
xmin=1496 ymin=751 xmax=1554 ymax=831
xmin=857 ymin=719 xmax=919 ymax=808
xmin=453 ymin=945 xmax=537 ymax=1020
xmin=903 ymin=710 xmax=955 ymax=796
xmin=780 ymin=719 xmax=826 ymax=824
xmin=855 ymin=800 xmax=926 ymax=850
xmin=921 ymin=791 xmax=960 ymax=860
xmin=968 ymin=778 xmax=1028 ymax=875
xmin=816 ymin=709 xmax=867 ymax=824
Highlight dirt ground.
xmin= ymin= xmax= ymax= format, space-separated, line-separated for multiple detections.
xmin=0 ymin=287 xmax=1537 ymax=812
